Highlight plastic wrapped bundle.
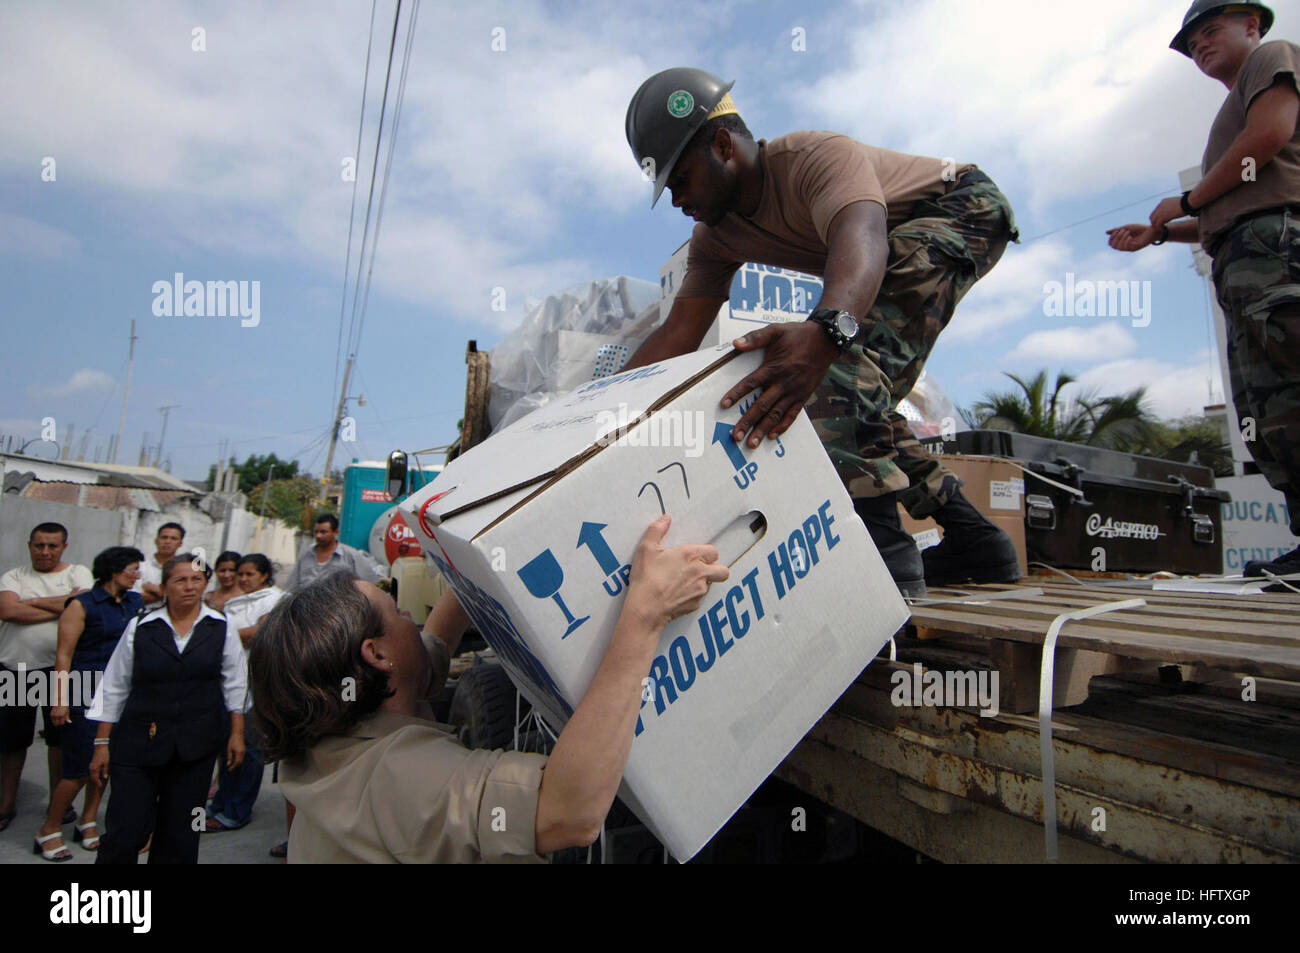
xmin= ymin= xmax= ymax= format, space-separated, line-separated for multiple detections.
xmin=488 ymin=276 xmax=662 ymax=431
xmin=487 ymin=273 xmax=963 ymax=442
xmin=897 ymin=371 xmax=964 ymax=439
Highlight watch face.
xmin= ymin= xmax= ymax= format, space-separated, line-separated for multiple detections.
xmin=835 ymin=312 xmax=858 ymax=339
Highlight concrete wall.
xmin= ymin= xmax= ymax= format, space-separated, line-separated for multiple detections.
xmin=215 ymin=504 xmax=303 ymax=579
xmin=1 ymin=493 xmax=305 ymax=581
xmin=0 ymin=495 xmax=125 ymax=572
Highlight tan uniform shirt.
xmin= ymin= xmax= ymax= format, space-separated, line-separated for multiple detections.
xmin=1200 ymin=40 xmax=1300 ymax=251
xmin=677 ymin=131 xmax=974 ymax=300
xmin=280 ymin=637 xmax=548 ymax=863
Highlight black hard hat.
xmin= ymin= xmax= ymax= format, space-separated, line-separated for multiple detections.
xmin=625 ymin=67 xmax=735 ymax=208
xmin=1170 ymin=0 xmax=1273 ymax=56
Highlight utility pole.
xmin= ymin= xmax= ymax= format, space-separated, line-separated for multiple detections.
xmin=254 ymin=463 xmax=275 ymax=551
xmin=320 ymin=354 xmax=354 ymax=503
xmin=112 ymin=320 xmax=137 ymax=464
xmin=155 ymin=404 xmax=179 ymax=469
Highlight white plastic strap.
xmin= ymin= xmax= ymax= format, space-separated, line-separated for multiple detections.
xmin=1038 ymin=598 xmax=1146 ymax=860
xmin=910 ymin=587 xmax=1044 ymax=607
xmin=1006 ymin=461 xmax=1086 ymax=499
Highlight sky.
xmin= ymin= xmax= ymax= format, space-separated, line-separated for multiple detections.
xmin=3 ymin=0 xmax=1295 ymax=482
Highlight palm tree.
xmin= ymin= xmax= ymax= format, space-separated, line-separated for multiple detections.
xmin=970 ymin=370 xmax=1155 ymax=448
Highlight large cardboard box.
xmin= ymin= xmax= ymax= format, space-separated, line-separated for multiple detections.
xmin=898 ymin=454 xmax=1028 ymax=577
xmin=659 ymin=241 xmax=818 ymax=348
xmin=399 ymin=345 xmax=909 ymax=860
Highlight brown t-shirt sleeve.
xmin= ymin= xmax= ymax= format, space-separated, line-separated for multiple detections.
xmin=791 ymin=135 xmax=887 ymax=243
xmin=1239 ymin=42 xmax=1300 ymax=110
xmin=678 ymin=225 xmax=742 ymax=301
xmin=377 ymin=735 xmax=548 ymax=864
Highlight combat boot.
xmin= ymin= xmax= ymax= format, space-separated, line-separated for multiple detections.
xmin=921 ymin=487 xmax=1021 ymax=586
xmin=854 ymin=494 xmax=926 ymax=600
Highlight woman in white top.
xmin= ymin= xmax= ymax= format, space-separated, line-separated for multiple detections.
xmin=204 ymin=554 xmax=283 ymax=831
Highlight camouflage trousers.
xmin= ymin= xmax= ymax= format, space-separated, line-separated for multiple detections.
xmin=807 ymin=168 xmax=1018 ymax=517
xmin=1212 ymin=208 xmax=1300 ymax=535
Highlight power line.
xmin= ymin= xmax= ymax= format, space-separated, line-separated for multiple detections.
xmin=332 ymin=0 xmax=380 ymax=409
xmin=351 ymin=0 xmax=421 ymax=359
xmin=166 ymin=422 xmax=336 ymax=452
xmin=343 ymin=0 xmax=404 ymax=368
xmin=1018 ymin=188 xmax=1179 ymax=245
xmin=322 ymin=0 xmax=421 ymax=497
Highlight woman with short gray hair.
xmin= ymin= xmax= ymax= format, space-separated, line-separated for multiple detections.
xmin=251 ymin=515 xmax=728 ymax=863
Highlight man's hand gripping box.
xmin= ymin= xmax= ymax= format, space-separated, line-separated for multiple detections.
xmin=398 ymin=345 xmax=910 ymax=861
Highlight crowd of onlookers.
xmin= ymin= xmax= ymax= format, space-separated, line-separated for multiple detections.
xmin=0 ymin=512 xmax=380 ymax=864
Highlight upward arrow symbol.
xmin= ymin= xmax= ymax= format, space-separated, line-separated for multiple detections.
xmin=712 ymin=421 xmax=747 ymax=471
xmin=577 ymin=521 xmax=620 ymax=576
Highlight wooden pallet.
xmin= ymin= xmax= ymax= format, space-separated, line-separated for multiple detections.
xmin=771 ymin=580 xmax=1300 ymax=862
xmin=905 ymin=580 xmax=1300 ymax=713
xmin=780 ymin=659 xmax=1300 ymax=862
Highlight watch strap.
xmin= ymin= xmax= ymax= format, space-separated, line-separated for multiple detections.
xmin=809 ymin=308 xmax=856 ymax=351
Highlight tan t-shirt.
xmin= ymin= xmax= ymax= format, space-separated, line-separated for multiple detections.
xmin=677 ymin=131 xmax=974 ymax=300
xmin=280 ymin=639 xmax=548 ymax=863
xmin=0 ymin=563 xmax=93 ymax=669
xmin=1199 ymin=40 xmax=1300 ymax=251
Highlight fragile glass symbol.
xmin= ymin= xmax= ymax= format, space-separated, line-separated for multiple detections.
xmin=518 ymin=549 xmax=589 ymax=639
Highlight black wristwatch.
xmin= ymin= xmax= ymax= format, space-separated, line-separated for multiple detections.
xmin=1180 ymin=190 xmax=1201 ymax=217
xmin=808 ymin=308 xmax=860 ymax=351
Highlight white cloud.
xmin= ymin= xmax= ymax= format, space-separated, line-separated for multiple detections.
xmin=0 ymin=417 xmax=43 ymax=437
xmin=1070 ymin=351 xmax=1224 ymax=419
xmin=1004 ymin=320 xmax=1138 ymax=365
xmin=28 ymin=369 xmax=116 ymax=399
xmin=0 ymin=214 xmax=81 ymax=259
xmin=792 ymin=0 xmax=1253 ymax=211
xmin=0 ymin=2 xmax=707 ymax=328
xmin=948 ymin=236 xmax=1180 ymax=339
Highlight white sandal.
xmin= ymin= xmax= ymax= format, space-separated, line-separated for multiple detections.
xmin=73 ymin=820 xmax=100 ymax=851
xmin=33 ymin=830 xmax=73 ymax=862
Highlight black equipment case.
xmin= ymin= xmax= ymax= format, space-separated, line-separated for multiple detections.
xmin=928 ymin=431 xmax=1231 ymax=575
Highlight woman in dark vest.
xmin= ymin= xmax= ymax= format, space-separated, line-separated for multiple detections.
xmin=33 ymin=547 xmax=145 ymax=861
xmin=88 ymin=554 xmax=248 ymax=864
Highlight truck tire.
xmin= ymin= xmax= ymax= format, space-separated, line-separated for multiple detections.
xmin=448 ymin=662 xmax=520 ymax=751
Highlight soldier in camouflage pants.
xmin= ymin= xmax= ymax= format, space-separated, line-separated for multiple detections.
xmin=1212 ymin=209 xmax=1300 ymax=535
xmin=810 ymin=168 xmax=1020 ymax=517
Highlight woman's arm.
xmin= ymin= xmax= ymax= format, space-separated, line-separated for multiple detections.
xmin=422 ymin=590 xmax=471 ymax=658
xmin=51 ymin=599 xmax=86 ymax=717
xmin=86 ymin=618 xmax=136 ymax=726
xmin=89 ymin=721 xmax=112 ymax=784
xmin=533 ymin=516 xmax=728 ymax=853
xmin=219 ymin=619 xmax=251 ymax=717
xmin=226 ymin=712 xmax=245 ymax=769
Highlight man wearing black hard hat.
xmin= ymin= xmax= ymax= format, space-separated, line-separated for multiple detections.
xmin=623 ymin=68 xmax=1020 ymax=598
xmin=1108 ymin=2 xmax=1300 ymax=587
